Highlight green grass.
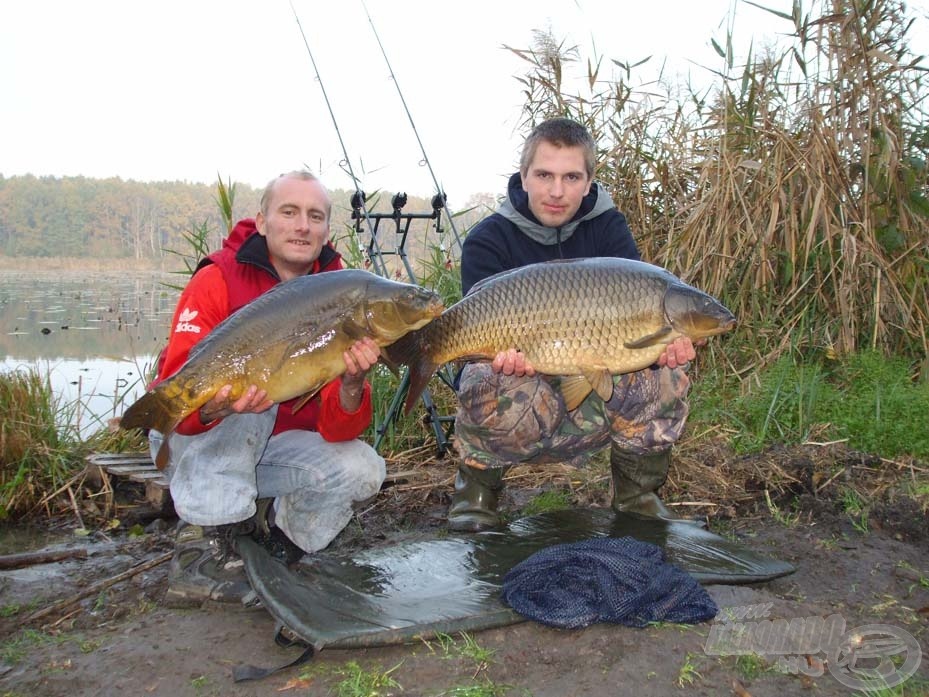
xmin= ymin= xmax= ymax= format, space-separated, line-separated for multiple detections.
xmin=521 ymin=490 xmax=573 ymax=516
xmin=764 ymin=490 xmax=801 ymax=527
xmin=677 ymin=652 xmax=703 ymax=688
xmin=0 ymin=368 xmax=83 ymax=520
xmin=332 ymin=660 xmax=402 ymax=697
xmin=422 ymin=632 xmax=496 ymax=666
xmin=734 ymin=654 xmax=769 ymax=681
xmin=690 ymin=350 xmax=929 ymax=459
xmin=0 ymin=629 xmax=70 ymax=665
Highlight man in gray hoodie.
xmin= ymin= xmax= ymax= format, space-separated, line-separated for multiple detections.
xmin=449 ymin=117 xmax=700 ymax=532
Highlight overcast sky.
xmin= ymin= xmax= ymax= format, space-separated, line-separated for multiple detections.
xmin=3 ymin=1 xmax=927 ymax=208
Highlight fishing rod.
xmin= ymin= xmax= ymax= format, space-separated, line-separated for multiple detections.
xmin=360 ymin=0 xmax=464 ymax=257
xmin=289 ymin=1 xmax=388 ymax=277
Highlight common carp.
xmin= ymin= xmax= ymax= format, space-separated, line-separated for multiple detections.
xmin=120 ymin=270 xmax=444 ymax=468
xmin=385 ymin=257 xmax=736 ymax=414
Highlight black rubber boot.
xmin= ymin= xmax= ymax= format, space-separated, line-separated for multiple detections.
xmin=447 ymin=464 xmax=509 ymax=532
xmin=610 ymin=446 xmax=703 ymax=525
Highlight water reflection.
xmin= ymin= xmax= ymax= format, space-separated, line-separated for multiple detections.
xmin=0 ymin=270 xmax=180 ymax=437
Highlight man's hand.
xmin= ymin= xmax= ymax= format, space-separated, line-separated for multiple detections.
xmin=340 ymin=336 xmax=380 ymax=411
xmin=491 ymin=348 xmax=536 ymax=377
xmin=657 ymin=337 xmax=705 ymax=369
xmin=199 ymin=384 xmax=274 ymax=424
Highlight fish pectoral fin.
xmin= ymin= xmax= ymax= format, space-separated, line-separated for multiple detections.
xmin=155 ymin=435 xmax=172 ymax=471
xmin=341 ymin=318 xmax=369 ymax=341
xmin=560 ymin=375 xmax=594 ymax=411
xmin=624 ymin=325 xmax=674 ymax=349
xmin=292 ymin=387 xmax=323 ymax=414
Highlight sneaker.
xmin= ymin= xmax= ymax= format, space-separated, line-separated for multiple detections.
xmin=165 ymin=522 xmax=252 ymax=608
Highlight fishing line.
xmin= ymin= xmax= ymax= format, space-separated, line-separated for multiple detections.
xmin=360 ymin=0 xmax=464 ymax=258
xmin=289 ymin=0 xmax=388 ymax=277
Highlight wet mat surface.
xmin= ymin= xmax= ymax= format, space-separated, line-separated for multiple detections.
xmin=239 ymin=508 xmax=795 ymax=650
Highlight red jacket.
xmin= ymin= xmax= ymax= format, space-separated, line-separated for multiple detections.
xmin=155 ymin=219 xmax=373 ymax=442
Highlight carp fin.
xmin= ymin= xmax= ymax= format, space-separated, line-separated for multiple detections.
xmin=560 ymin=375 xmax=594 ymax=411
xmin=583 ymin=369 xmax=614 ymax=402
xmin=292 ymin=387 xmax=322 ymax=414
xmin=155 ymin=434 xmax=171 ymax=471
xmin=341 ymin=318 xmax=369 ymax=341
xmin=379 ymin=351 xmax=400 ymax=378
xmin=624 ymin=325 xmax=674 ymax=349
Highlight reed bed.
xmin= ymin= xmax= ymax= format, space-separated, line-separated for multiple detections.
xmin=508 ymin=0 xmax=928 ymax=373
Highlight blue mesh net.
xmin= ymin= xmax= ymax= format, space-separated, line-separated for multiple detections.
xmin=501 ymin=537 xmax=719 ymax=629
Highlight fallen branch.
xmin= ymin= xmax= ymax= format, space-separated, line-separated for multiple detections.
xmin=25 ymin=551 xmax=172 ymax=624
xmin=0 ymin=547 xmax=88 ymax=570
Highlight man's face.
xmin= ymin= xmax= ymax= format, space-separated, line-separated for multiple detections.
xmin=256 ymin=176 xmax=331 ymax=280
xmin=520 ymin=142 xmax=593 ymax=228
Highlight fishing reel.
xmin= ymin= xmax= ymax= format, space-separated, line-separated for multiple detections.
xmin=350 ymin=190 xmax=367 ymax=233
xmin=391 ymin=192 xmax=408 ymax=216
xmin=431 ymin=192 xmax=446 ymax=233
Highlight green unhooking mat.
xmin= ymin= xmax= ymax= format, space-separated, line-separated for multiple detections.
xmin=237 ymin=508 xmax=794 ymax=656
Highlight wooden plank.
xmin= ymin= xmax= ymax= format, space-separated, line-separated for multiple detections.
xmin=128 ymin=471 xmax=168 ymax=482
xmin=87 ymin=455 xmax=154 ymax=467
xmin=103 ymin=464 xmax=158 ymax=475
xmin=87 ymin=452 xmax=152 ymax=462
xmin=145 ymin=480 xmax=172 ymax=508
xmin=84 ymin=452 xmax=174 ymax=513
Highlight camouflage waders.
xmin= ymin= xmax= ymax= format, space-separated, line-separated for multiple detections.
xmin=448 ymin=362 xmax=692 ymax=531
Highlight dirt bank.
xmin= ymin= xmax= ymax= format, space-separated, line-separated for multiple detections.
xmin=1 ymin=443 xmax=927 ymax=696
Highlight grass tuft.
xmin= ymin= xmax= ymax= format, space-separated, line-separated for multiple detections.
xmin=0 ymin=368 xmax=82 ymax=519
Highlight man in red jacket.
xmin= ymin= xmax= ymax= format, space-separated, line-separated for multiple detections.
xmin=150 ymin=170 xmax=385 ymax=607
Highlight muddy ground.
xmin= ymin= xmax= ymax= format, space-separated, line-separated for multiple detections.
xmin=1 ymin=442 xmax=928 ymax=697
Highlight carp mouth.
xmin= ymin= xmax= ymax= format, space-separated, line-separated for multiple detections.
xmin=665 ymin=284 xmax=737 ymax=338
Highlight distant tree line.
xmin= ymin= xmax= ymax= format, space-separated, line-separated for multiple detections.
xmin=0 ymin=174 xmax=257 ymax=260
xmin=0 ymin=174 xmax=494 ymax=266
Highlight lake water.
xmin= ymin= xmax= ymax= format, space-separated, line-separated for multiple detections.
xmin=0 ymin=270 xmax=180 ymax=437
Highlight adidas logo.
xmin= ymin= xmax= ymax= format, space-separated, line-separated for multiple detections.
xmin=174 ymin=307 xmax=201 ymax=334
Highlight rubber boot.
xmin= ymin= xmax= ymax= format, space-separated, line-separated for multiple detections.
xmin=447 ymin=464 xmax=509 ymax=532
xmin=610 ymin=446 xmax=702 ymax=525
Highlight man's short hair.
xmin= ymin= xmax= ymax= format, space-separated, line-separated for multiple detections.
xmin=259 ymin=170 xmax=331 ymax=219
xmin=519 ymin=118 xmax=597 ymax=179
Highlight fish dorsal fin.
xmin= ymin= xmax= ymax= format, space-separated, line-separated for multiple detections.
xmin=624 ymin=325 xmax=674 ymax=349
xmin=560 ymin=375 xmax=594 ymax=411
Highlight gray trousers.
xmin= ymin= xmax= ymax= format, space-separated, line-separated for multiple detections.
xmin=149 ymin=406 xmax=385 ymax=553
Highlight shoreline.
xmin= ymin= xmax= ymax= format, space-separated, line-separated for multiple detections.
xmin=0 ymin=256 xmax=172 ymax=273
